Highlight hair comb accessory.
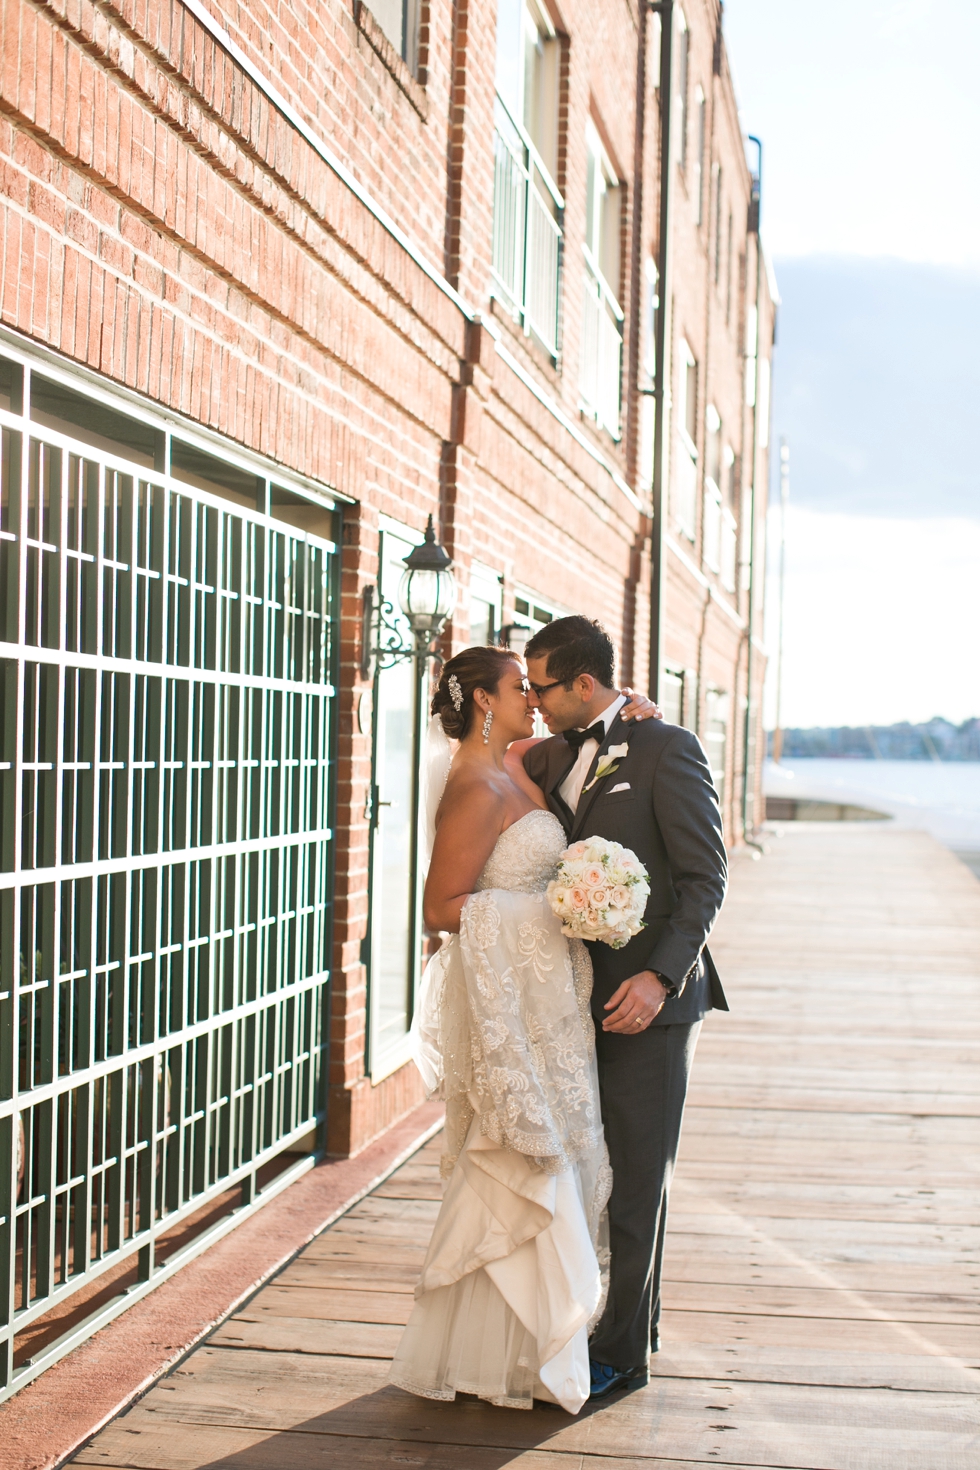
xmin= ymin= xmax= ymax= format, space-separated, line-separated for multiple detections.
xmin=447 ymin=674 xmax=464 ymax=712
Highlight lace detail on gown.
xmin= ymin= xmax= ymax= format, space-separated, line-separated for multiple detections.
xmin=391 ymin=809 xmax=612 ymax=1415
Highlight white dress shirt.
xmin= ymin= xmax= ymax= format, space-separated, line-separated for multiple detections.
xmin=558 ymin=693 xmax=627 ymax=814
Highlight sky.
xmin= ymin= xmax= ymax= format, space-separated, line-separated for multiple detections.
xmin=721 ymin=1 xmax=980 ymax=730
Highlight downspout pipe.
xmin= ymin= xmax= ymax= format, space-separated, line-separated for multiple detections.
xmin=741 ymin=135 xmax=763 ymax=843
xmin=647 ymin=0 xmax=674 ymax=702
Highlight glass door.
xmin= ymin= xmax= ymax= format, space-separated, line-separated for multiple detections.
xmin=367 ymin=523 xmax=423 ymax=1076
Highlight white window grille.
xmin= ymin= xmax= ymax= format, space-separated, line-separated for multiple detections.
xmin=703 ymin=482 xmax=722 ymax=572
xmin=579 ymin=121 xmax=624 ymax=438
xmin=673 ymin=338 xmax=698 ymax=540
xmin=469 ymin=562 xmax=504 ymax=646
xmin=676 ymin=10 xmax=689 ymax=170
xmin=364 ymin=0 xmax=420 ymax=72
xmin=704 ymin=686 xmax=729 ymax=812
xmin=492 ymin=2 xmax=563 ymax=358
xmin=693 ymin=86 xmax=705 ymax=223
xmin=720 ymin=506 xmax=738 ymax=592
xmin=0 ymin=342 xmax=340 ymax=1400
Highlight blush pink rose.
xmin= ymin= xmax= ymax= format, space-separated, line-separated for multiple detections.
xmin=591 ymin=888 xmax=608 ymax=907
xmin=609 ymin=885 xmax=631 ymax=908
xmin=569 ymin=887 xmax=588 ymax=912
xmin=583 ymin=866 xmax=604 ymax=887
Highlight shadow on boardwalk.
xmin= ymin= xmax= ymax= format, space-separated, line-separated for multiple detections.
xmin=76 ymin=825 xmax=980 ymax=1470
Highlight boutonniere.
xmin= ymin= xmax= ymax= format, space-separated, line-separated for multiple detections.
xmin=583 ymin=743 xmax=630 ymax=792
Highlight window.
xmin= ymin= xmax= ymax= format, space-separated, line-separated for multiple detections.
xmin=661 ymin=665 xmax=696 ymax=729
xmin=492 ymin=0 xmax=563 ymax=357
xmin=364 ymin=0 xmax=420 ymax=72
xmin=745 ymin=304 xmax=758 ymax=407
xmin=704 ymin=687 xmax=729 ymax=812
xmin=469 ymin=562 xmax=503 ymax=646
xmin=0 ymin=345 xmax=339 ymax=1382
xmin=720 ymin=505 xmax=738 ymax=592
xmin=368 ymin=519 xmax=425 ymax=1077
xmin=712 ymin=165 xmax=723 ymax=282
xmin=704 ymin=403 xmax=721 ymax=488
xmin=643 ymin=257 xmax=659 ymax=382
xmin=673 ymin=339 xmax=698 ymax=540
xmin=676 ymin=11 xmax=689 ymax=171
xmin=702 ymin=404 xmax=722 ymax=572
xmin=580 ymin=121 xmax=624 ymax=438
xmin=692 ymin=86 xmax=705 ymax=223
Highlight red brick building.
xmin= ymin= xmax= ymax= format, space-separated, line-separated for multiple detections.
xmin=0 ymin=0 xmax=772 ymax=1395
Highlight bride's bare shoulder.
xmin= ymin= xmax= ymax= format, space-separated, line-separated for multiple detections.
xmin=439 ymin=765 xmax=506 ymax=825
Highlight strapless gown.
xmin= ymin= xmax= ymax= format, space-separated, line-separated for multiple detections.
xmin=388 ymin=810 xmax=610 ymax=1414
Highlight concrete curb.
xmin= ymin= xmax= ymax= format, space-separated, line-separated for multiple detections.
xmin=0 ymin=1100 xmax=445 ymax=1470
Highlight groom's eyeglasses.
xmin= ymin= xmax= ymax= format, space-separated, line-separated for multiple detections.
xmin=527 ymin=679 xmax=565 ymax=698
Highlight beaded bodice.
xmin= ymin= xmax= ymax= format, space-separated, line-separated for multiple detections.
xmin=475 ymin=809 xmax=568 ymax=895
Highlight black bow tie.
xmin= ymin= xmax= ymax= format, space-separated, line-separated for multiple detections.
xmin=564 ymin=720 xmax=606 ymax=753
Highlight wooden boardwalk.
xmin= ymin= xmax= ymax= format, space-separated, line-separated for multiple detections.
xmin=75 ymin=825 xmax=980 ymax=1469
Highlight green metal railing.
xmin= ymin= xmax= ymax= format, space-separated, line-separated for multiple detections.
xmin=0 ymin=341 xmax=339 ymax=1399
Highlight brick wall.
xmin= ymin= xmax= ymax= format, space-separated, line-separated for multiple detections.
xmin=0 ymin=0 xmax=774 ymax=1155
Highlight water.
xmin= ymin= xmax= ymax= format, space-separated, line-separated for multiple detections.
xmin=764 ymin=758 xmax=980 ymax=857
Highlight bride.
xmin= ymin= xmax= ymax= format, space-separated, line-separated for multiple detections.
xmin=388 ymin=646 xmax=656 ymax=1415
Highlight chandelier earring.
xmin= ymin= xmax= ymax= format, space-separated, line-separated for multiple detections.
xmin=482 ymin=709 xmax=493 ymax=744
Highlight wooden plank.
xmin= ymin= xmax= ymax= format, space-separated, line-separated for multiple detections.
xmin=75 ymin=828 xmax=980 ymax=1470
xmin=662 ymin=1257 xmax=980 ymax=1297
xmin=342 ymin=1197 xmax=442 ymax=1222
xmin=239 ymin=1285 xmax=413 ymax=1325
xmin=373 ymin=1178 xmax=445 ymax=1199
xmin=652 ymin=1342 xmax=980 ymax=1394
xmin=210 ymin=1315 xmax=403 ymax=1357
xmin=275 ymin=1258 xmax=419 ymax=1292
xmin=73 ymin=1421 xmax=751 ymax=1470
xmin=660 ymin=1281 xmax=980 ymax=1325
xmin=104 ymin=1346 xmax=980 ymax=1470
xmin=299 ymin=1236 xmax=428 ymax=1265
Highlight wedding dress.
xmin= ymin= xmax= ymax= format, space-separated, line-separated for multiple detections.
xmin=388 ymin=809 xmax=611 ymax=1415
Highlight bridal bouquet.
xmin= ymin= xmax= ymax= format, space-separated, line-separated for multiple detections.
xmin=546 ymin=836 xmax=650 ymax=949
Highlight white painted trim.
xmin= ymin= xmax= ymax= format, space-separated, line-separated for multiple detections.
xmin=179 ymin=0 xmax=473 ymax=321
xmin=0 ymin=323 xmax=347 ymax=510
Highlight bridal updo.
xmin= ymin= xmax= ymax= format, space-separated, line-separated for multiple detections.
xmin=432 ymin=647 xmax=520 ymax=740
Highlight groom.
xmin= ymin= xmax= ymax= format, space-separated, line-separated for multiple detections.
xmin=523 ymin=616 xmax=728 ymax=1399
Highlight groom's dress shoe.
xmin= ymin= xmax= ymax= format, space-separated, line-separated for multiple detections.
xmin=589 ymin=1359 xmax=648 ymax=1400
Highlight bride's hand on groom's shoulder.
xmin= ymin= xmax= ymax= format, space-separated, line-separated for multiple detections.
xmin=620 ymin=688 xmax=664 ymax=723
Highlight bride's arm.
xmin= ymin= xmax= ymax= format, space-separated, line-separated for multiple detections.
xmin=423 ymin=783 xmax=507 ymax=933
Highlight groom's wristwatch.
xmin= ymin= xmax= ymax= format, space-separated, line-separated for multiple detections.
xmin=652 ymin=971 xmax=677 ymax=999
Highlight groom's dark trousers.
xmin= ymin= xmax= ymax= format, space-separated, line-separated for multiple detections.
xmin=525 ymin=713 xmax=728 ymax=1369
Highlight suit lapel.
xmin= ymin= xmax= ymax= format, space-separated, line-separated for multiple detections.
xmin=544 ymin=740 xmax=577 ymax=834
xmin=571 ymin=714 xmax=631 ymax=840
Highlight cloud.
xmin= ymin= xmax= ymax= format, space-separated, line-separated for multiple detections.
xmin=764 ymin=506 xmax=980 ymax=728
xmin=772 ymin=257 xmax=980 ymax=520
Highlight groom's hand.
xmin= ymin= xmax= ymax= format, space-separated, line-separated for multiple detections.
xmin=602 ymin=970 xmax=668 ymax=1033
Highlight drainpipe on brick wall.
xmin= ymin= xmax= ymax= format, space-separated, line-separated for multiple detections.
xmin=740 ymin=135 xmax=763 ymax=843
xmin=647 ymin=0 xmax=675 ymax=702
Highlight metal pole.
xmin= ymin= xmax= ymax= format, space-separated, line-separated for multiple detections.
xmin=772 ymin=438 xmax=789 ymax=764
xmin=740 ymin=135 xmax=763 ymax=843
xmin=648 ymin=0 xmax=674 ymax=702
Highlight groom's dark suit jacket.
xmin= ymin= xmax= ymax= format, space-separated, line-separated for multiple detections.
xmin=524 ymin=713 xmax=728 ymax=1024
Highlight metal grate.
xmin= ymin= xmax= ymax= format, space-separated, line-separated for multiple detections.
xmin=0 ymin=349 xmax=339 ymax=1398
